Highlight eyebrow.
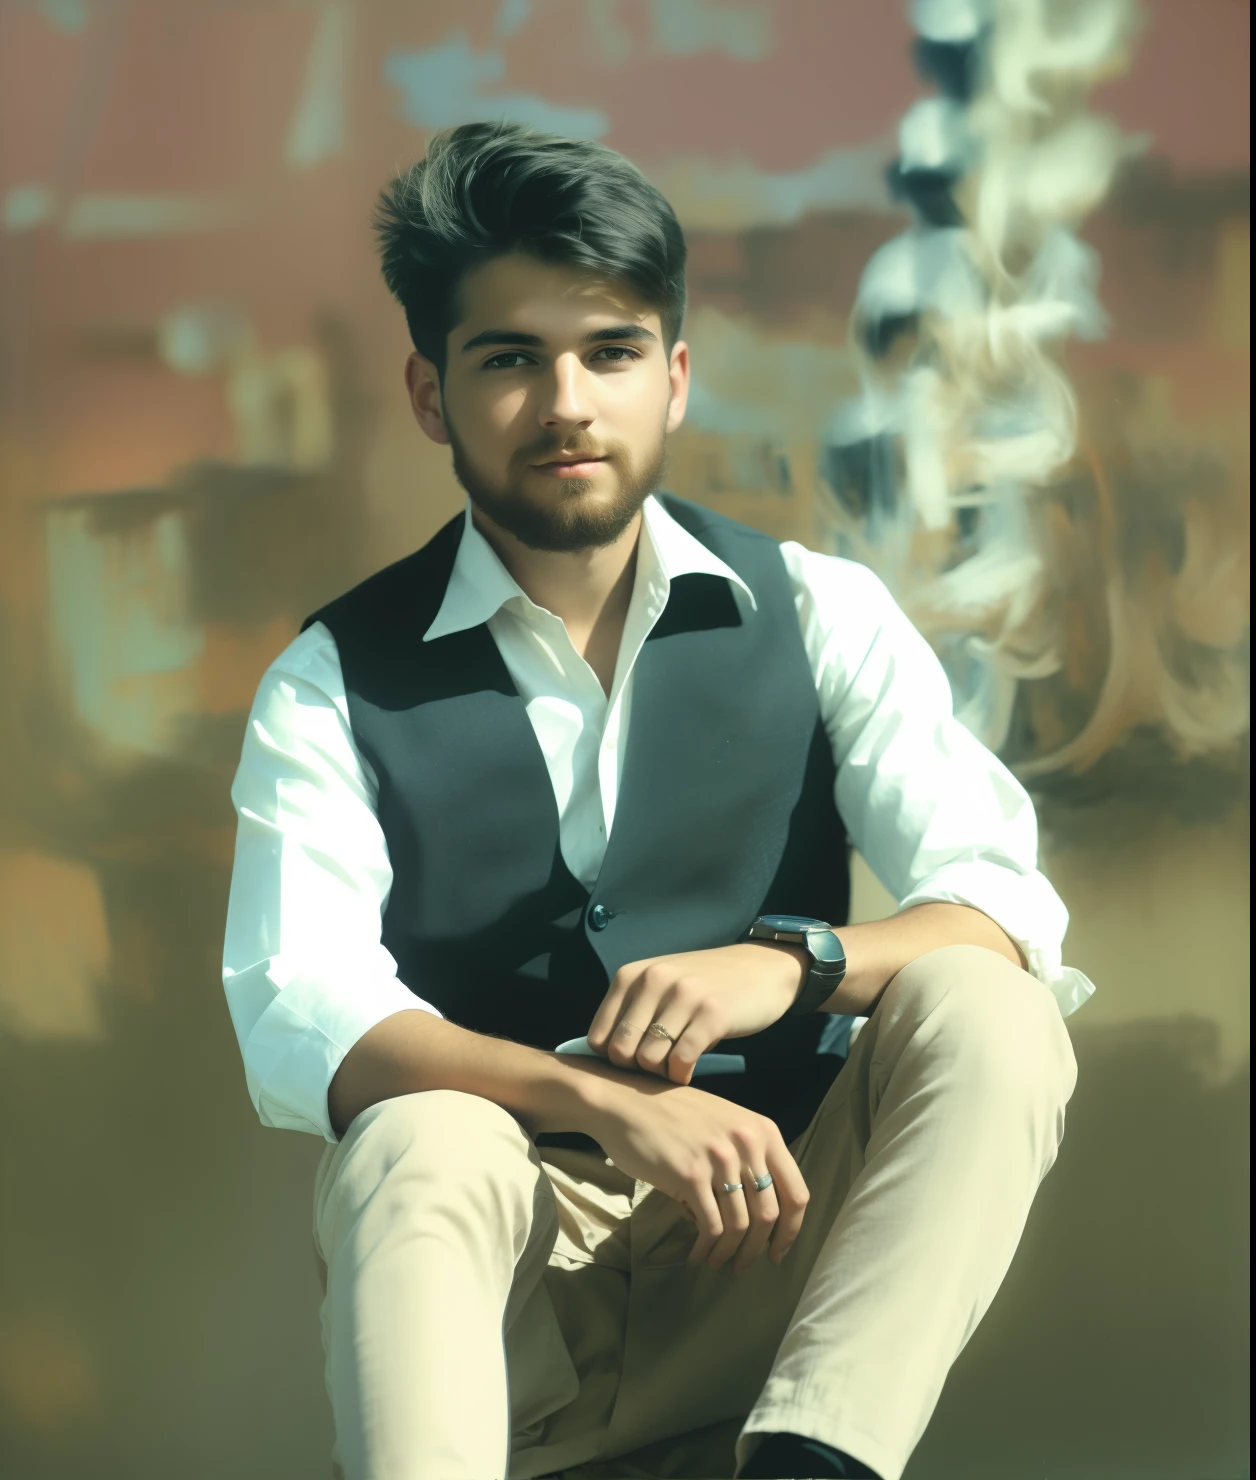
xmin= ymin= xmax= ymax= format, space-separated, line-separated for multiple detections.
xmin=459 ymin=324 xmax=660 ymax=353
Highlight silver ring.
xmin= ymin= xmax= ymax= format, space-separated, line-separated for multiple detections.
xmin=648 ymin=1022 xmax=677 ymax=1043
xmin=751 ymin=1171 xmax=774 ymax=1192
xmin=722 ymin=1181 xmax=745 ymax=1194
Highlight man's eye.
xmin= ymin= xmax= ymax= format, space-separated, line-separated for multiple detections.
xmin=482 ymin=347 xmax=639 ymax=369
xmin=484 ymin=352 xmax=531 ymax=369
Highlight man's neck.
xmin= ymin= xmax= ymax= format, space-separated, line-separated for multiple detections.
xmin=471 ymin=506 xmax=643 ymax=695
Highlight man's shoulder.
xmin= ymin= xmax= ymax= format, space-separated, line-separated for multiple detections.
xmin=778 ymin=539 xmax=891 ymax=601
xmin=656 ymin=494 xmax=890 ymax=606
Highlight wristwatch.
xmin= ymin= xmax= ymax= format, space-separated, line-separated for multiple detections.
xmin=746 ymin=914 xmax=847 ymax=1015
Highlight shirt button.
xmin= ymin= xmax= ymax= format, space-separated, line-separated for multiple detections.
xmin=588 ymin=903 xmax=611 ymax=931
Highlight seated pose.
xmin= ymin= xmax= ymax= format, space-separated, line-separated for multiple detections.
xmin=222 ymin=121 xmax=1093 ymax=1480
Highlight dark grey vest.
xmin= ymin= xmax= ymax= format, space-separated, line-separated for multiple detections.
xmin=302 ymin=494 xmax=851 ymax=1143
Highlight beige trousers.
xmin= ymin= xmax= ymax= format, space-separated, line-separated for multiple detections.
xmin=312 ymin=945 xmax=1078 ymax=1480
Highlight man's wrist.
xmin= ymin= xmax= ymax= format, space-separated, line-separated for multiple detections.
xmin=527 ymin=1051 xmax=639 ymax=1139
xmin=743 ymin=939 xmax=809 ymax=1004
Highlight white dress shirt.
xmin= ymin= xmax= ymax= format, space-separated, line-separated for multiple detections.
xmin=223 ymin=494 xmax=1095 ymax=1141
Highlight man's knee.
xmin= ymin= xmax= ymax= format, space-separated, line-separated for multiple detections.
xmin=318 ymin=1090 xmax=545 ymax=1253
xmin=346 ymin=1088 xmax=535 ymax=1182
xmin=882 ymin=943 xmax=1078 ymax=1112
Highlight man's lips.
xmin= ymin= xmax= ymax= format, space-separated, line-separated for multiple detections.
xmin=532 ymin=455 xmax=608 ymax=475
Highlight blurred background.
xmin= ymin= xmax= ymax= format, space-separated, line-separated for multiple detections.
xmin=0 ymin=2 xmax=1247 ymax=1477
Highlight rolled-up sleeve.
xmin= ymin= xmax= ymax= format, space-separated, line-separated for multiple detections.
xmin=222 ymin=622 xmax=441 ymax=1141
xmin=782 ymin=544 xmax=1095 ymax=1020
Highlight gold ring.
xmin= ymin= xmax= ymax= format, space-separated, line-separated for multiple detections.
xmin=648 ymin=1022 xmax=677 ymax=1043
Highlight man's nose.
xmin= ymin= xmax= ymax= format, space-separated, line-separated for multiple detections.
xmin=539 ymin=351 xmax=594 ymax=429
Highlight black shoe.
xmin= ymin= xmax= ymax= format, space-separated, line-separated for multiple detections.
xmin=738 ymin=1430 xmax=881 ymax=1479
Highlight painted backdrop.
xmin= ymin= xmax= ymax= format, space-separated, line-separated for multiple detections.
xmin=0 ymin=2 xmax=1248 ymax=1477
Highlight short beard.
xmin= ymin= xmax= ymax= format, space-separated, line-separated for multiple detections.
xmin=447 ymin=417 xmax=669 ymax=554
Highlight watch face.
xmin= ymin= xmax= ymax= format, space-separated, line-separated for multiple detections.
xmin=811 ymin=931 xmax=846 ymax=964
xmin=758 ymin=914 xmax=828 ymax=933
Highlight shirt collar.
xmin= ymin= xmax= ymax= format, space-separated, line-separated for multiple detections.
xmin=423 ymin=494 xmax=756 ymax=643
xmin=422 ymin=503 xmax=527 ymax=642
xmin=640 ymin=494 xmax=757 ymax=610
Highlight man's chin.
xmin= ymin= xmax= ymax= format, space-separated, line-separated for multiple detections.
xmin=474 ymin=480 xmax=649 ymax=553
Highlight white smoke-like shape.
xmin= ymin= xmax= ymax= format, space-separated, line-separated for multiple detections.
xmin=824 ymin=0 xmax=1150 ymax=758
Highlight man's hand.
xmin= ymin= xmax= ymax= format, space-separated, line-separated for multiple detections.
xmin=582 ymin=1070 xmax=809 ymax=1273
xmin=586 ymin=942 xmax=807 ymax=1085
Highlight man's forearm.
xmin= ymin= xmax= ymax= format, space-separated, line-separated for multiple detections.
xmin=328 ymin=904 xmax=1024 ymax=1135
xmin=818 ymin=901 xmax=1026 ymax=1017
xmin=327 ymin=1008 xmax=639 ymax=1140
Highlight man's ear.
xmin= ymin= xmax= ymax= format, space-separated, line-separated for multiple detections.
xmin=665 ymin=340 xmax=690 ymax=434
xmin=405 ymin=351 xmax=451 ymax=446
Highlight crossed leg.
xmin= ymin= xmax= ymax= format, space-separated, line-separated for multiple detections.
xmin=314 ymin=945 xmax=1078 ymax=1480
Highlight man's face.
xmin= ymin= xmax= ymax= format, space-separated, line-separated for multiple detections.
xmin=406 ymin=254 xmax=689 ymax=552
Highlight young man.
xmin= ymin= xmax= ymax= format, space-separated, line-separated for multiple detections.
xmin=223 ymin=121 xmax=1092 ymax=1480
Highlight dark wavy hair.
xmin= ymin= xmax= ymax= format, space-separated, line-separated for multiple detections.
xmin=374 ymin=121 xmax=688 ymax=380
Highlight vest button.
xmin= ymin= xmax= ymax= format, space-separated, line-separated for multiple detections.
xmin=588 ymin=903 xmax=611 ymax=931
